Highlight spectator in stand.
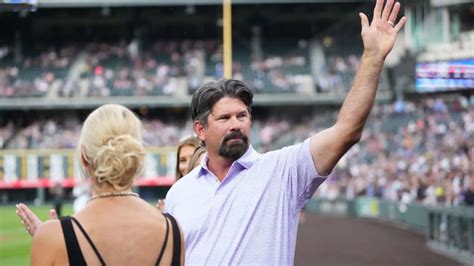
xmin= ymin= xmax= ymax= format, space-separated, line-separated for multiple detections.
xmin=463 ymin=177 xmax=474 ymax=206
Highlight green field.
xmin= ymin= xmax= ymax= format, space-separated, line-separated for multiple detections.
xmin=0 ymin=204 xmax=73 ymax=266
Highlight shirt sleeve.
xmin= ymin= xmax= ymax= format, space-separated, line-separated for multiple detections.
xmin=277 ymin=138 xmax=328 ymax=211
xmin=164 ymin=184 xmax=177 ymax=214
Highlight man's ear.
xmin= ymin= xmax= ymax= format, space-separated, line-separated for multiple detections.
xmin=193 ymin=120 xmax=205 ymax=143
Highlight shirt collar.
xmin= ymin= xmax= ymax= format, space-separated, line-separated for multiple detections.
xmin=234 ymin=145 xmax=261 ymax=169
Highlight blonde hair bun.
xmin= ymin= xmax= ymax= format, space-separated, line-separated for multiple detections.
xmin=78 ymin=104 xmax=144 ymax=190
xmin=94 ymin=134 xmax=144 ymax=190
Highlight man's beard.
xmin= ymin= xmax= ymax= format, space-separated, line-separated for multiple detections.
xmin=219 ymin=131 xmax=249 ymax=160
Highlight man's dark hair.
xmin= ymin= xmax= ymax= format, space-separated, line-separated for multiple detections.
xmin=191 ymin=78 xmax=253 ymax=127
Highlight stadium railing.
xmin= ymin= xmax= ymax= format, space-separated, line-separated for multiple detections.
xmin=427 ymin=205 xmax=474 ymax=265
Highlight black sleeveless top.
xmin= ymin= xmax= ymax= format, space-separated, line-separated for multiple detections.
xmin=60 ymin=214 xmax=181 ymax=266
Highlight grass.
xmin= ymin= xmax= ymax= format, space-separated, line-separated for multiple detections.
xmin=0 ymin=204 xmax=73 ymax=266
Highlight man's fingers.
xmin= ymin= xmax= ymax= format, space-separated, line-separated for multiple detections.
xmin=388 ymin=2 xmax=401 ymax=25
xmin=394 ymin=16 xmax=407 ymax=32
xmin=381 ymin=0 xmax=395 ymax=21
xmin=373 ymin=0 xmax=384 ymax=20
xmin=359 ymin=13 xmax=369 ymax=30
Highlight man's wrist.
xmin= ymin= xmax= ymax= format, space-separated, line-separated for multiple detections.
xmin=361 ymin=52 xmax=385 ymax=67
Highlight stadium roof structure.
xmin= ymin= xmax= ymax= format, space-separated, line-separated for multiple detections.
xmin=36 ymin=0 xmax=374 ymax=8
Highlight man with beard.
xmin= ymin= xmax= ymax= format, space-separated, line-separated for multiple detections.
xmin=17 ymin=0 xmax=405 ymax=264
xmin=164 ymin=0 xmax=406 ymax=264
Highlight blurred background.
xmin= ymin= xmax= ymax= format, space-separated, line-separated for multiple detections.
xmin=0 ymin=0 xmax=473 ymax=265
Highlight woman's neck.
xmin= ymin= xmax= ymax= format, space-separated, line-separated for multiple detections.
xmin=91 ymin=183 xmax=132 ymax=197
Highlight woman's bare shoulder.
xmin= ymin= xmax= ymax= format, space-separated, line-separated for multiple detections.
xmin=31 ymin=219 xmax=65 ymax=265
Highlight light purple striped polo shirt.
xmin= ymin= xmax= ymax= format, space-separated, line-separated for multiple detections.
xmin=165 ymin=138 xmax=327 ymax=265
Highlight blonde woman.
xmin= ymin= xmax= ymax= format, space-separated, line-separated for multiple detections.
xmin=18 ymin=104 xmax=184 ymax=266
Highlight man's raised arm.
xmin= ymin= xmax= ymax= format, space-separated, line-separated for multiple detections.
xmin=310 ymin=0 xmax=406 ymax=175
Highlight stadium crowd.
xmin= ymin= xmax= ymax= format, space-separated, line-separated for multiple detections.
xmin=1 ymin=95 xmax=472 ymax=207
xmin=0 ymin=45 xmax=77 ymax=98
xmin=311 ymin=97 xmax=474 ymax=207
xmin=0 ymin=40 xmax=371 ymax=97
